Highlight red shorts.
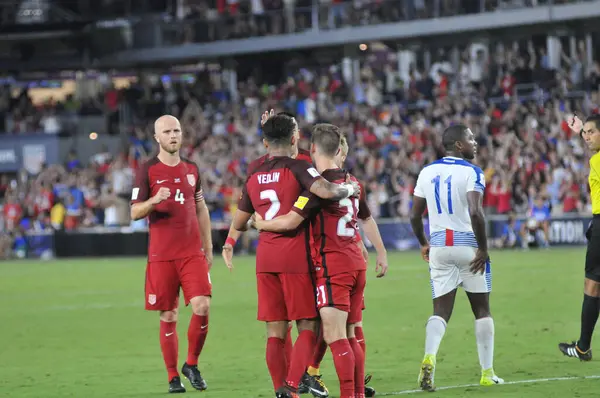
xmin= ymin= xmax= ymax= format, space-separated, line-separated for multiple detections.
xmin=316 ymin=270 xmax=366 ymax=324
xmin=145 ymin=255 xmax=212 ymax=311
xmin=257 ymin=273 xmax=318 ymax=322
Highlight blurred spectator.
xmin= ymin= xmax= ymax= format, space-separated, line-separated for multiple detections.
xmin=0 ymin=36 xmax=599 ymax=244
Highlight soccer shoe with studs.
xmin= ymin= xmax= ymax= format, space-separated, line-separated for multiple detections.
xmin=276 ymin=385 xmax=300 ymax=398
xmin=181 ymin=363 xmax=208 ymax=390
xmin=417 ymin=354 xmax=436 ymax=392
xmin=168 ymin=376 xmax=186 ymax=393
xmin=559 ymin=341 xmax=592 ymax=361
xmin=480 ymin=368 xmax=505 ymax=386
xmin=364 ymin=374 xmax=375 ymax=397
xmin=299 ymin=372 xmax=329 ymax=397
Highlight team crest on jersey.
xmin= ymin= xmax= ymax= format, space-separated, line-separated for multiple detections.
xmin=186 ymin=174 xmax=196 ymax=186
xmin=148 ymin=294 xmax=157 ymax=305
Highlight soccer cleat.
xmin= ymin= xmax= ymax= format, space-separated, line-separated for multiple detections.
xmin=181 ymin=363 xmax=208 ymax=390
xmin=168 ymin=376 xmax=186 ymax=393
xmin=298 ymin=372 xmax=329 ymax=397
xmin=364 ymin=374 xmax=376 ymax=397
xmin=480 ymin=368 xmax=505 ymax=386
xmin=559 ymin=341 xmax=592 ymax=361
xmin=276 ymin=385 xmax=300 ymax=398
xmin=417 ymin=354 xmax=436 ymax=391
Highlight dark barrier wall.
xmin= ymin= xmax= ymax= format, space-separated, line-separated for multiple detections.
xmin=54 ymin=229 xmax=229 ymax=257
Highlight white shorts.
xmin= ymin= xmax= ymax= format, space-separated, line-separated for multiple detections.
xmin=428 ymin=246 xmax=491 ymax=299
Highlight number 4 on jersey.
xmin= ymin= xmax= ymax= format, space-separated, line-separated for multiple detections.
xmin=175 ymin=189 xmax=185 ymax=204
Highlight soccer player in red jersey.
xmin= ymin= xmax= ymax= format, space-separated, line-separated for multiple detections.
xmin=221 ymin=110 xmax=313 ymax=374
xmin=254 ymin=124 xmax=372 ymax=398
xmin=304 ymin=134 xmax=388 ymax=397
xmin=230 ymin=114 xmax=360 ymax=398
xmin=130 ymin=115 xmax=213 ymax=394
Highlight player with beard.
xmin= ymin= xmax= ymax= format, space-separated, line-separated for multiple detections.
xmin=131 ymin=115 xmax=213 ymax=393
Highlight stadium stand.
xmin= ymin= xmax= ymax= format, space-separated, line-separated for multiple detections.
xmin=0 ymin=0 xmax=599 ymax=258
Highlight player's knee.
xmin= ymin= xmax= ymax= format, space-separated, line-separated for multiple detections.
xmin=266 ymin=321 xmax=289 ymax=339
xmin=190 ymin=296 xmax=210 ymax=316
xmin=346 ymin=323 xmax=358 ymax=338
xmin=584 ymin=278 xmax=600 ymax=297
xmin=433 ymin=306 xmax=453 ymax=322
xmin=323 ymin=324 xmax=346 ymax=344
xmin=472 ymin=307 xmax=491 ymax=319
xmin=160 ymin=309 xmax=178 ymax=322
xmin=296 ymin=318 xmax=318 ymax=333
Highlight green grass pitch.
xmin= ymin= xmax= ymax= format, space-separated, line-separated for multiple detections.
xmin=1 ymin=248 xmax=599 ymax=397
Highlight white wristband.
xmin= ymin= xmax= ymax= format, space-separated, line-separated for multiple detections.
xmin=342 ymin=183 xmax=354 ymax=198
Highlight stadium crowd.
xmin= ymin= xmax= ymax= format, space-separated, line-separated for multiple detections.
xmin=0 ymin=38 xmax=599 ymax=258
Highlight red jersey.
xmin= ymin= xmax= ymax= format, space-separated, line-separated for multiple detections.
xmin=294 ymin=169 xmax=371 ymax=276
xmin=131 ymin=157 xmax=204 ymax=261
xmin=238 ymin=156 xmax=322 ymax=273
xmin=296 ymin=148 xmax=312 ymax=163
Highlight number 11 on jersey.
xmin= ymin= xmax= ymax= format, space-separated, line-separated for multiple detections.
xmin=431 ymin=175 xmax=453 ymax=214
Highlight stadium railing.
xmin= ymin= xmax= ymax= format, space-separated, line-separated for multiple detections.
xmin=16 ymin=214 xmax=591 ymax=259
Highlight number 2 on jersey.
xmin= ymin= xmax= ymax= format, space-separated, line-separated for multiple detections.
xmin=337 ymin=198 xmax=359 ymax=237
xmin=431 ymin=175 xmax=453 ymax=214
xmin=260 ymin=190 xmax=280 ymax=220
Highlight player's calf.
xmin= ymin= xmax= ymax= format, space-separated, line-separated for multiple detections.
xmin=286 ymin=319 xmax=317 ymax=391
xmin=186 ymin=296 xmax=210 ymax=390
xmin=320 ymin=307 xmax=354 ymax=397
xmin=348 ymin=323 xmax=365 ymax=398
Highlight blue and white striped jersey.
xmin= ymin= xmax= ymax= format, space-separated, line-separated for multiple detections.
xmin=413 ymin=156 xmax=485 ymax=247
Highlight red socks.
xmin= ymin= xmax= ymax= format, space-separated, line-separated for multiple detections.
xmin=160 ymin=321 xmax=179 ymax=381
xmin=266 ymin=337 xmax=287 ymax=390
xmin=284 ymin=325 xmax=293 ymax=370
xmin=286 ymin=330 xmax=316 ymax=389
xmin=355 ymin=326 xmax=366 ymax=355
xmin=311 ymin=328 xmax=328 ymax=369
xmin=349 ymin=337 xmax=365 ymax=397
xmin=187 ymin=314 xmax=209 ymax=366
xmin=330 ymin=338 xmax=355 ymax=398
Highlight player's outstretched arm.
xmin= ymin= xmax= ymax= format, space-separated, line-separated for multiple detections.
xmin=361 ymin=216 xmax=388 ymax=277
xmin=467 ymin=191 xmax=489 ymax=274
xmin=254 ymin=211 xmax=305 ymax=233
xmin=409 ymin=196 xmax=430 ymax=262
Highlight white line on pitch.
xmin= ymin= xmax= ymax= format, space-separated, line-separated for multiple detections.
xmin=380 ymin=375 xmax=600 ymax=395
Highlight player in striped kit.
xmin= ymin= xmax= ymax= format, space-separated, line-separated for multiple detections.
xmin=409 ymin=124 xmax=504 ymax=391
